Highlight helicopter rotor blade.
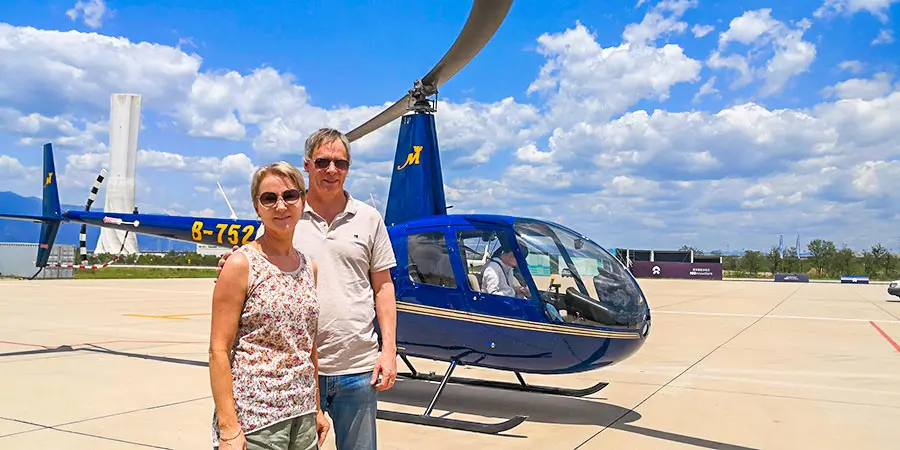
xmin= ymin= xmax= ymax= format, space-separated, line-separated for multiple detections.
xmin=346 ymin=93 xmax=411 ymax=143
xmin=345 ymin=0 xmax=514 ymax=143
xmin=419 ymin=0 xmax=513 ymax=93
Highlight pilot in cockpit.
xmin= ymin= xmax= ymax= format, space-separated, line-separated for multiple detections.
xmin=481 ymin=241 xmax=529 ymax=298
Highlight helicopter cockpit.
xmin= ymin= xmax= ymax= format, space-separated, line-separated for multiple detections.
xmin=453 ymin=218 xmax=648 ymax=330
xmin=513 ymin=219 xmax=648 ymax=329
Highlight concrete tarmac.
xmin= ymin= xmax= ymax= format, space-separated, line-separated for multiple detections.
xmin=0 ymin=278 xmax=897 ymax=449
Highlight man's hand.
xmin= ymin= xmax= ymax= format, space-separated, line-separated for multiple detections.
xmin=215 ymin=245 xmax=240 ymax=280
xmin=370 ymin=348 xmax=397 ymax=391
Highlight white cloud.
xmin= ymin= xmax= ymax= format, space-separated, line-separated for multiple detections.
xmin=528 ymin=22 xmax=701 ymax=127
xmin=717 ymin=9 xmax=782 ymax=47
xmin=514 ymin=143 xmax=553 ymax=164
xmin=709 ymin=9 xmax=816 ymax=97
xmin=693 ymin=76 xmax=719 ymax=102
xmin=822 ymin=72 xmax=894 ymax=100
xmin=66 ymin=0 xmax=110 ymax=29
xmin=814 ymin=0 xmax=900 ymax=22
xmin=0 ymin=154 xmax=41 ymax=197
xmin=0 ymin=154 xmax=27 ymax=178
xmin=872 ymin=29 xmax=894 ymax=45
xmin=691 ymin=24 xmax=714 ymax=38
xmin=838 ymin=60 xmax=864 ymax=74
xmin=623 ymin=0 xmax=698 ymax=44
xmin=0 ymin=23 xmax=202 ymax=117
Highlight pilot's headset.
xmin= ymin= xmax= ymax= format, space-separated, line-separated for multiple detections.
xmin=493 ymin=239 xmax=529 ymax=260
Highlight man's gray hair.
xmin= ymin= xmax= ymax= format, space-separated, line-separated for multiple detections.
xmin=304 ymin=128 xmax=351 ymax=164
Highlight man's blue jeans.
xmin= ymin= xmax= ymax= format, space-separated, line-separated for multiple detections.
xmin=319 ymin=372 xmax=378 ymax=450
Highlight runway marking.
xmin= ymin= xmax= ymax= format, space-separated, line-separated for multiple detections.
xmin=869 ymin=321 xmax=900 ymax=352
xmin=123 ymin=313 xmax=210 ymax=320
xmin=0 ymin=340 xmax=52 ymax=349
xmin=652 ymin=310 xmax=900 ymax=324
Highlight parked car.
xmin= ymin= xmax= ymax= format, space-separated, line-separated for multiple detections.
xmin=889 ymin=280 xmax=900 ymax=300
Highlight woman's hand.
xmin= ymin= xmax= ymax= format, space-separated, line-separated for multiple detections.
xmin=218 ymin=429 xmax=246 ymax=450
xmin=316 ymin=411 xmax=330 ymax=447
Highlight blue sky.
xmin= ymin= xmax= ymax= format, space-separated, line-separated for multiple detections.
xmin=0 ymin=0 xmax=899 ymax=253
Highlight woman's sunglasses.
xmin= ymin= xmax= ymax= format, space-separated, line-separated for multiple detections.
xmin=314 ymin=157 xmax=350 ymax=170
xmin=258 ymin=189 xmax=303 ymax=207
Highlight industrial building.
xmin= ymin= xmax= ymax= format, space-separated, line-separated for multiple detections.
xmin=0 ymin=242 xmax=76 ymax=279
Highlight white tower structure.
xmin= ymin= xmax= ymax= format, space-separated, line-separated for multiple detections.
xmin=95 ymin=93 xmax=141 ymax=255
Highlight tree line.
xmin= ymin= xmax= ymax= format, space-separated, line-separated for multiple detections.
xmin=684 ymin=239 xmax=898 ymax=280
xmin=84 ymin=238 xmax=900 ymax=281
xmin=85 ymin=251 xmax=222 ymax=267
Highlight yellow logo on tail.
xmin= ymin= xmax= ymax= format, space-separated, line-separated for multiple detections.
xmin=45 ymin=172 xmax=54 ymax=186
xmin=397 ymin=146 xmax=422 ymax=170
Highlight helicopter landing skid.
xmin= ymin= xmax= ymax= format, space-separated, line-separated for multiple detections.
xmin=396 ymin=354 xmax=608 ymax=397
xmin=378 ymin=359 xmax=528 ymax=434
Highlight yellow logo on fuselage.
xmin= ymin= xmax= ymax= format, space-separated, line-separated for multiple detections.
xmin=45 ymin=172 xmax=53 ymax=185
xmin=397 ymin=146 xmax=422 ymax=170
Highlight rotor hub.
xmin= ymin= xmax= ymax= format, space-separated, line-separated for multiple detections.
xmin=408 ymin=79 xmax=437 ymax=113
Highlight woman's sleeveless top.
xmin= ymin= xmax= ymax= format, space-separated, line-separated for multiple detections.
xmin=211 ymin=244 xmax=319 ymax=443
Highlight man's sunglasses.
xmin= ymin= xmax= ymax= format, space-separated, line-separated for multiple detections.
xmin=258 ymin=189 xmax=303 ymax=207
xmin=314 ymin=157 xmax=350 ymax=170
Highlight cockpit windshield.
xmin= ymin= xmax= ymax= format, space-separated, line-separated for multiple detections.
xmin=514 ymin=219 xmax=647 ymax=328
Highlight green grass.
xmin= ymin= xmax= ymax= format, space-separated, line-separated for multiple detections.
xmin=74 ymin=267 xmax=217 ymax=279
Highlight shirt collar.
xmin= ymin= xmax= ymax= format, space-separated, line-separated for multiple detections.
xmin=303 ymin=190 xmax=357 ymax=218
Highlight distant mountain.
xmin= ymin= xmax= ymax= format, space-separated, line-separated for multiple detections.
xmin=0 ymin=191 xmax=196 ymax=252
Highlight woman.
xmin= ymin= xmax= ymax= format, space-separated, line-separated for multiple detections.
xmin=209 ymin=161 xmax=329 ymax=449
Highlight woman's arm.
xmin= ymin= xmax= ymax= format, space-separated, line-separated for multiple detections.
xmin=208 ymin=251 xmax=249 ymax=439
xmin=311 ymin=260 xmax=329 ymax=446
xmin=312 ymin=259 xmax=320 ymax=411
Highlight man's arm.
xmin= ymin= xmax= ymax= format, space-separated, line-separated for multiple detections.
xmin=370 ymin=268 xmax=396 ymax=390
xmin=369 ymin=216 xmax=398 ymax=391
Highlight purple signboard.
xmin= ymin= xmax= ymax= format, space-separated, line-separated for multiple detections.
xmin=631 ymin=261 xmax=723 ymax=280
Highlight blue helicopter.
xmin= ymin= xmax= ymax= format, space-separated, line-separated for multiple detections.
xmin=0 ymin=0 xmax=651 ymax=434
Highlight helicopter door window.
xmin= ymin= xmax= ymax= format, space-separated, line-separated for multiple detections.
xmin=455 ymin=230 xmax=529 ymax=299
xmin=406 ymin=231 xmax=457 ymax=289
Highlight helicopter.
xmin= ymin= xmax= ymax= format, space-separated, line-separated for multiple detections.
xmin=0 ymin=0 xmax=652 ymax=435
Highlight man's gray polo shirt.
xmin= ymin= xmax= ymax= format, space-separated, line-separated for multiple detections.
xmin=292 ymin=192 xmax=397 ymax=376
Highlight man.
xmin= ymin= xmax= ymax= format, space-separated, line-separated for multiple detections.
xmin=219 ymin=128 xmax=397 ymax=450
xmin=481 ymin=242 xmax=529 ymax=298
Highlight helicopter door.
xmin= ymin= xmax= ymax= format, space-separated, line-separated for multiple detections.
xmin=394 ymin=229 xmax=470 ymax=358
xmin=454 ymin=228 xmax=545 ymax=321
xmin=451 ymin=227 xmax=559 ymax=362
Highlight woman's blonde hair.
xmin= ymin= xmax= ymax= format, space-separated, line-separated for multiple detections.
xmin=250 ymin=161 xmax=306 ymax=208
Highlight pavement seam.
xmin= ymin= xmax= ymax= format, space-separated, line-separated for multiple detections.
xmin=0 ymin=396 xmax=209 ymax=446
xmin=661 ymin=384 xmax=900 ymax=410
xmin=0 ymin=416 xmax=170 ymax=448
xmin=572 ymin=285 xmax=802 ymax=449
xmin=649 ymin=287 xmax=750 ymax=310
xmin=53 ymin=396 xmax=212 ymax=428
xmin=850 ymin=287 xmax=900 ymax=322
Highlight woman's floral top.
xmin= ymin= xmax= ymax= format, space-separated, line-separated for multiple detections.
xmin=212 ymin=244 xmax=319 ymax=443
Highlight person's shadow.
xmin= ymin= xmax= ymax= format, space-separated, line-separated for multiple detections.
xmin=378 ymin=377 xmax=757 ymax=450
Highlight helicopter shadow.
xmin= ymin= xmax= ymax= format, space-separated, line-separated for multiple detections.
xmin=379 ymin=378 xmax=757 ymax=450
